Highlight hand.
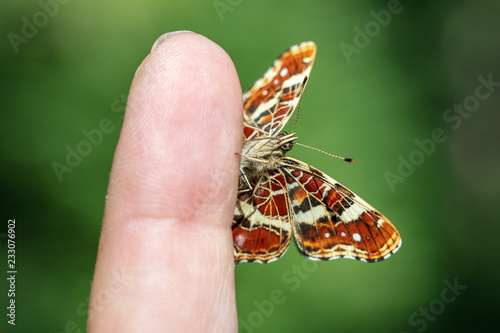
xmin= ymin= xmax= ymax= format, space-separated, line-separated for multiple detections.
xmin=88 ymin=32 xmax=242 ymax=332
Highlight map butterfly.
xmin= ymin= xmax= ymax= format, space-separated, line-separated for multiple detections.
xmin=233 ymin=42 xmax=401 ymax=264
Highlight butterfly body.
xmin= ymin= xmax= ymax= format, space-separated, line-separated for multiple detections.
xmin=239 ymin=130 xmax=295 ymax=187
xmin=232 ymin=42 xmax=401 ymax=264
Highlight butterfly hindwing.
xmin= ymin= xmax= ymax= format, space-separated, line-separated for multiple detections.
xmin=280 ymin=157 xmax=401 ymax=262
xmin=232 ymin=171 xmax=291 ymax=264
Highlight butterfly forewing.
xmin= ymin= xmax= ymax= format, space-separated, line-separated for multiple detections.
xmin=233 ymin=42 xmax=401 ymax=264
xmin=243 ymin=42 xmax=316 ymax=135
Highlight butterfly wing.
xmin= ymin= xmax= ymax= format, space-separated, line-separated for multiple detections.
xmin=243 ymin=42 xmax=316 ymax=135
xmin=232 ymin=42 xmax=316 ymax=264
xmin=232 ymin=171 xmax=291 ymax=264
xmin=234 ymin=42 xmax=401 ymax=264
xmin=279 ymin=157 xmax=401 ymax=262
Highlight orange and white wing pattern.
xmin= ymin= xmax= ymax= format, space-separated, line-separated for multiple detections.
xmin=232 ymin=171 xmax=291 ymax=264
xmin=279 ymin=157 xmax=401 ymax=262
xmin=233 ymin=42 xmax=401 ymax=264
xmin=242 ymin=42 xmax=316 ymax=136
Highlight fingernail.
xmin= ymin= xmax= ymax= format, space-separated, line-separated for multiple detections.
xmin=151 ymin=30 xmax=193 ymax=52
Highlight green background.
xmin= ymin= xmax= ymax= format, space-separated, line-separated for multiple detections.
xmin=1 ymin=0 xmax=499 ymax=332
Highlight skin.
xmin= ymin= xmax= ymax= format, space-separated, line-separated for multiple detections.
xmin=88 ymin=32 xmax=242 ymax=332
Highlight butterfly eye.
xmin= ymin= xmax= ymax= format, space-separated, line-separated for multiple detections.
xmin=276 ymin=131 xmax=288 ymax=139
xmin=280 ymin=142 xmax=293 ymax=152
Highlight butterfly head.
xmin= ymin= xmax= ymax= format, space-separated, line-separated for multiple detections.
xmin=241 ymin=131 xmax=297 ymax=161
xmin=239 ymin=131 xmax=297 ymax=188
xmin=275 ymin=131 xmax=296 ymax=153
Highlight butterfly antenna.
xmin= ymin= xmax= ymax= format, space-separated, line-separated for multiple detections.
xmin=291 ymin=98 xmax=302 ymax=134
xmin=235 ymin=152 xmax=270 ymax=164
xmin=290 ymin=76 xmax=309 ymax=133
xmin=295 ymin=142 xmax=354 ymax=163
xmin=243 ymin=136 xmax=274 ymax=143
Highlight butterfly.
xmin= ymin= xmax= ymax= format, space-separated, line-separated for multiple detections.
xmin=232 ymin=42 xmax=401 ymax=264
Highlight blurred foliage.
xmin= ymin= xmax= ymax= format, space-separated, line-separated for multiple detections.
xmin=1 ymin=0 xmax=499 ymax=332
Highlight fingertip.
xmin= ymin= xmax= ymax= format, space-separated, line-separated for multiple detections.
xmin=112 ymin=31 xmax=243 ymax=223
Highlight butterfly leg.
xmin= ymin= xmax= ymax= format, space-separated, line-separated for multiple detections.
xmin=238 ymin=167 xmax=253 ymax=193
